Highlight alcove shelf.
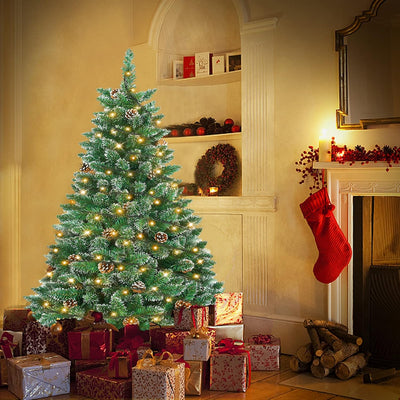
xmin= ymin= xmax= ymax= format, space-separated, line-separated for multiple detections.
xmin=164 ymin=131 xmax=241 ymax=143
xmin=159 ymin=70 xmax=241 ymax=86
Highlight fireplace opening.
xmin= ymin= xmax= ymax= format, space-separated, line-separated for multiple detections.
xmin=353 ymin=196 xmax=400 ymax=368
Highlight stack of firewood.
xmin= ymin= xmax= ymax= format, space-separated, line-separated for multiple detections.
xmin=290 ymin=319 xmax=368 ymax=380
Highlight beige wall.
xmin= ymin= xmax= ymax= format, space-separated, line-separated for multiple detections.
xmin=1 ymin=0 xmax=399 ymax=351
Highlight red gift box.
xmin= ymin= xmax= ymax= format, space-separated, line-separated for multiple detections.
xmin=76 ymin=366 xmax=132 ymax=400
xmin=150 ymin=327 xmax=190 ymax=354
xmin=107 ymin=350 xmax=134 ymax=378
xmin=23 ymin=321 xmax=50 ymax=355
xmin=210 ymin=338 xmax=250 ymax=392
xmin=209 ymin=292 xmax=243 ymax=325
xmin=245 ymin=334 xmax=280 ymax=371
xmin=68 ymin=330 xmax=112 ymax=360
xmin=3 ymin=307 xmax=31 ymax=332
xmin=71 ymin=359 xmax=107 ymax=380
xmin=173 ymin=305 xmax=209 ymax=331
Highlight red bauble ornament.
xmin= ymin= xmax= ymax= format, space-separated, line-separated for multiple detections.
xmin=91 ymin=311 xmax=103 ymax=322
xmin=196 ymin=127 xmax=206 ymax=136
xmin=231 ymin=125 xmax=240 ymax=132
xmin=183 ymin=128 xmax=193 ymax=136
xmin=170 ymin=129 xmax=179 ymax=137
xmin=224 ymin=118 xmax=234 ymax=126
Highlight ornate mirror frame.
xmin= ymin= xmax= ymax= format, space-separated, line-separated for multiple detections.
xmin=335 ymin=0 xmax=400 ymax=129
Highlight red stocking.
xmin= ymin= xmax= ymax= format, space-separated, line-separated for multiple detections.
xmin=300 ymin=187 xmax=352 ymax=284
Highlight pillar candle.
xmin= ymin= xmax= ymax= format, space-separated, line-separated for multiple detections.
xmin=319 ymin=134 xmax=331 ymax=162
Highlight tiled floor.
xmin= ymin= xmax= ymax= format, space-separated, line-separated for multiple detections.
xmin=0 ymin=355 xmax=362 ymax=400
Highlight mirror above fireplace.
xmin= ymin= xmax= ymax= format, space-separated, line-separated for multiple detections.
xmin=336 ymin=0 xmax=400 ymax=129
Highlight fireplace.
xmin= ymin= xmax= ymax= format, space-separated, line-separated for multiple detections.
xmin=314 ymin=161 xmax=400 ymax=366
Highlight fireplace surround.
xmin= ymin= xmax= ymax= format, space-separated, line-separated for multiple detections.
xmin=314 ymin=161 xmax=400 ymax=335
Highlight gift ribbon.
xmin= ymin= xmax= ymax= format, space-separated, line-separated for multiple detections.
xmin=108 ymin=350 xmax=133 ymax=377
xmin=189 ymin=326 xmax=209 ymax=339
xmin=249 ymin=334 xmax=273 ymax=345
xmin=14 ymin=354 xmax=59 ymax=369
xmin=216 ymin=338 xmax=251 ymax=388
xmin=0 ymin=331 xmax=17 ymax=359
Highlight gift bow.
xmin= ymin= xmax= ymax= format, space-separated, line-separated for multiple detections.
xmin=108 ymin=350 xmax=133 ymax=376
xmin=249 ymin=334 xmax=273 ymax=345
xmin=189 ymin=326 xmax=209 ymax=339
xmin=216 ymin=338 xmax=251 ymax=387
xmin=0 ymin=331 xmax=17 ymax=359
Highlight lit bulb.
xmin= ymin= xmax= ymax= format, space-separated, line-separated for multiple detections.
xmin=83 ymin=230 xmax=92 ymax=236
xmin=123 ymin=240 xmax=131 ymax=246
xmin=156 ymin=120 xmax=161 ymax=125
xmin=175 ymin=208 xmax=182 ymax=214
xmin=137 ymin=137 xmax=145 ymax=144
xmin=148 ymin=190 xmax=155 ymax=195
xmin=80 ymin=189 xmax=87 ymax=195
xmin=116 ymin=208 xmax=124 ymax=215
xmin=152 ymin=245 xmax=159 ymax=251
xmin=156 ymin=151 xmax=163 ymax=157
xmin=154 ymin=168 xmax=162 ymax=175
xmin=105 ymin=170 xmax=112 ymax=175
xmin=94 ymin=214 xmax=101 ymax=221
xmin=115 ymin=143 xmax=123 ymax=150
xmin=43 ymin=301 xmax=50 ymax=308
xmin=130 ymin=87 xmax=135 ymax=93
xmin=110 ymin=311 xmax=117 ymax=317
xmin=153 ymin=199 xmax=161 ymax=205
xmin=110 ymin=128 xmax=117 ymax=135
xmin=95 ymin=133 xmax=102 ymax=138
xmin=171 ymin=183 xmax=178 ymax=189
xmin=46 ymin=271 xmax=53 ymax=278
xmin=126 ymin=194 xmax=133 ymax=200
xmin=166 ymin=297 xmax=172 ymax=303
xmin=56 ymin=232 xmax=63 ymax=237
xmin=127 ymin=171 xmax=134 ymax=177
xmin=192 ymin=247 xmax=199 ymax=253
xmin=136 ymin=233 xmax=144 ymax=240
xmin=187 ymin=222 xmax=194 ymax=229
xmin=53 ymin=248 xmax=59 ymax=253
xmin=162 ymin=271 xmax=169 ymax=277
xmin=139 ymin=266 xmax=147 ymax=273
xmin=68 ymin=278 xmax=75 ymax=284
xmin=125 ymin=71 xmax=131 ymax=76
xmin=61 ymin=307 xmax=68 ymax=313
xmin=151 ymin=286 xmax=158 ymax=291
xmin=81 ymin=178 xmax=89 ymax=183
xmin=69 ymin=199 xmax=76 ymax=205
xmin=124 ymin=126 xmax=132 ymax=132
xmin=193 ymin=273 xmax=200 ymax=280
xmin=61 ymin=260 xmax=69 ymax=266
xmin=100 ymin=186 xmax=107 ymax=192
xmin=148 ymin=220 xmax=156 ymax=227
xmin=94 ymin=254 xmax=103 ymax=261
xmin=94 ymin=278 xmax=102 ymax=284
xmin=122 ymin=289 xmax=129 ymax=295
xmin=129 ymin=154 xmax=137 ymax=161
xmin=170 ymin=226 xmax=178 ymax=232
xmin=118 ymin=264 xmax=125 ymax=271
xmin=108 ymin=111 xmax=117 ymax=118
xmin=152 ymin=316 xmax=160 ymax=322
xmin=173 ymin=249 xmax=182 ymax=256
xmin=197 ymin=259 xmax=204 ymax=264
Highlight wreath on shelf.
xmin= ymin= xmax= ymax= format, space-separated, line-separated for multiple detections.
xmin=195 ymin=144 xmax=239 ymax=195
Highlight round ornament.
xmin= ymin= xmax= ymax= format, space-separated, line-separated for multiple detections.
xmin=50 ymin=322 xmax=63 ymax=335
xmin=102 ymin=228 xmax=118 ymax=240
xmin=125 ymin=108 xmax=138 ymax=119
xmin=131 ymin=281 xmax=146 ymax=293
xmin=195 ymin=144 xmax=239 ymax=195
xmin=170 ymin=129 xmax=180 ymax=137
xmin=110 ymin=89 xmax=119 ymax=99
xmin=63 ymin=299 xmax=78 ymax=309
xmin=224 ymin=118 xmax=234 ymax=126
xmin=91 ymin=311 xmax=103 ymax=322
xmin=154 ymin=232 xmax=168 ymax=243
xmin=231 ymin=125 xmax=241 ymax=132
xmin=183 ymin=128 xmax=193 ymax=136
xmin=98 ymin=261 xmax=115 ymax=274
xmin=196 ymin=127 xmax=206 ymax=136
xmin=123 ymin=316 xmax=139 ymax=326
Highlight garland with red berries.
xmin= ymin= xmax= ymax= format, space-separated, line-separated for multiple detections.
xmin=296 ymin=138 xmax=400 ymax=193
xmin=195 ymin=144 xmax=239 ymax=195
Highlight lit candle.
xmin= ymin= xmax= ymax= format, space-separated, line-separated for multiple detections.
xmin=209 ymin=187 xmax=219 ymax=196
xmin=319 ymin=130 xmax=331 ymax=162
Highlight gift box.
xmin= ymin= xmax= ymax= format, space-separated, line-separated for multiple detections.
xmin=45 ymin=318 xmax=76 ymax=358
xmin=176 ymin=359 xmax=208 ymax=396
xmin=76 ymin=366 xmax=132 ymax=400
xmin=245 ymin=334 xmax=280 ymax=371
xmin=116 ymin=325 xmax=150 ymax=354
xmin=23 ymin=321 xmax=50 ymax=355
xmin=107 ymin=350 xmax=134 ymax=378
xmin=0 ymin=329 xmax=22 ymax=356
xmin=71 ymin=359 xmax=107 ymax=380
xmin=7 ymin=353 xmax=71 ymax=399
xmin=0 ymin=330 xmax=17 ymax=385
xmin=120 ymin=324 xmax=150 ymax=342
xmin=208 ymin=323 xmax=244 ymax=342
xmin=183 ymin=335 xmax=211 ymax=361
xmin=68 ymin=329 xmax=112 ymax=360
xmin=3 ymin=307 xmax=31 ymax=332
xmin=132 ymin=350 xmax=185 ymax=400
xmin=173 ymin=305 xmax=209 ymax=331
xmin=209 ymin=292 xmax=243 ymax=325
xmin=0 ymin=351 xmax=8 ymax=386
xmin=210 ymin=339 xmax=250 ymax=392
xmin=150 ymin=327 xmax=190 ymax=354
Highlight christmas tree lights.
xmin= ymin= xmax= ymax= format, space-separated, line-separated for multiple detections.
xmin=26 ymin=49 xmax=223 ymax=330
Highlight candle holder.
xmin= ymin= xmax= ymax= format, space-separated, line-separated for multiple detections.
xmin=208 ymin=187 xmax=219 ymax=196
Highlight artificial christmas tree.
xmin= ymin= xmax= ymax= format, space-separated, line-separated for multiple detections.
xmin=26 ymin=49 xmax=223 ymax=330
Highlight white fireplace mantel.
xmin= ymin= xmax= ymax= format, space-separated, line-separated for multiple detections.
xmin=313 ymin=162 xmax=400 ymax=332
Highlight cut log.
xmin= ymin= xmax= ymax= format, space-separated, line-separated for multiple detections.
xmin=318 ymin=327 xmax=343 ymax=352
xmin=307 ymin=327 xmax=323 ymax=356
xmin=320 ymin=343 xmax=359 ymax=369
xmin=363 ymin=368 xmax=397 ymax=383
xmin=296 ymin=342 xmax=313 ymax=364
xmin=335 ymin=353 xmax=367 ymax=380
xmin=330 ymin=329 xmax=363 ymax=346
xmin=312 ymin=357 xmax=321 ymax=367
xmin=289 ymin=356 xmax=310 ymax=372
xmin=311 ymin=363 xmax=333 ymax=379
xmin=303 ymin=319 xmax=348 ymax=332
